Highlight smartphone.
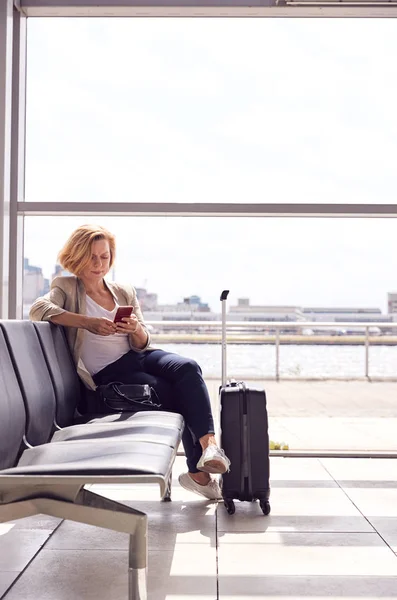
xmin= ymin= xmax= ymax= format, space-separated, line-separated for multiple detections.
xmin=114 ymin=306 xmax=133 ymax=323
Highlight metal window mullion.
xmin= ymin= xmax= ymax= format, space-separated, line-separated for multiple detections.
xmin=275 ymin=327 xmax=280 ymax=381
xmin=17 ymin=0 xmax=397 ymax=18
xmin=16 ymin=202 xmax=397 ymax=218
xmin=365 ymin=326 xmax=370 ymax=379
xmin=9 ymin=7 xmax=27 ymax=319
xmin=0 ymin=0 xmax=14 ymax=319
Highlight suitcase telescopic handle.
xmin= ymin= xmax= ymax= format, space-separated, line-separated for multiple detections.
xmin=220 ymin=290 xmax=229 ymax=387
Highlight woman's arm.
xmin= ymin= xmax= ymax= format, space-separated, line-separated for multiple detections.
xmin=30 ymin=277 xmax=116 ymax=336
xmin=29 ymin=279 xmax=68 ymax=322
xmin=128 ymin=321 xmax=149 ymax=350
xmin=50 ymin=311 xmax=117 ymax=336
xmin=29 ymin=283 xmax=90 ymax=329
xmin=47 ymin=311 xmax=88 ymax=328
xmin=124 ymin=286 xmax=151 ymax=351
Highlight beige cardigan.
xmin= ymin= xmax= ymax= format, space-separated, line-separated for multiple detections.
xmin=29 ymin=275 xmax=151 ymax=390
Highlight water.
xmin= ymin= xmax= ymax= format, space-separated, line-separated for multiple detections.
xmin=158 ymin=343 xmax=397 ymax=379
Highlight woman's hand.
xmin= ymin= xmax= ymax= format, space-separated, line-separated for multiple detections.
xmin=115 ymin=315 xmax=141 ymax=335
xmin=117 ymin=315 xmax=148 ymax=350
xmin=85 ymin=317 xmax=118 ymax=336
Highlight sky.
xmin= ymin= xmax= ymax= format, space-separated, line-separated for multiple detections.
xmin=23 ymin=17 xmax=397 ymax=312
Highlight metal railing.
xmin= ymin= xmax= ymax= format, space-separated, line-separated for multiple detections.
xmin=147 ymin=320 xmax=397 ymax=381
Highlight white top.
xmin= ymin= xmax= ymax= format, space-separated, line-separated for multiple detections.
xmin=80 ymin=295 xmax=131 ymax=376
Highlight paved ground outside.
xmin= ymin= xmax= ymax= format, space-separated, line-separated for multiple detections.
xmin=206 ymin=380 xmax=397 ymax=452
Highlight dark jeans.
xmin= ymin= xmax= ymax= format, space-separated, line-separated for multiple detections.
xmin=93 ymin=349 xmax=215 ymax=473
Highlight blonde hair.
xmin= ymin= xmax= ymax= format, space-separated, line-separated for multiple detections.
xmin=57 ymin=224 xmax=116 ymax=276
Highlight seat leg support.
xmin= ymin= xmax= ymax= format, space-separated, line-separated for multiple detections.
xmin=0 ymin=487 xmax=148 ymax=600
xmin=162 ymin=469 xmax=172 ymax=502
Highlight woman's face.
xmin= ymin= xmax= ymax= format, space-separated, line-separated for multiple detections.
xmin=80 ymin=238 xmax=111 ymax=282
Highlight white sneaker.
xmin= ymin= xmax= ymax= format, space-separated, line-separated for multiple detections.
xmin=178 ymin=472 xmax=222 ymax=500
xmin=196 ymin=445 xmax=231 ymax=475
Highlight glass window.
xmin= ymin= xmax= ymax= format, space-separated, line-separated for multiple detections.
xmin=25 ymin=18 xmax=397 ymax=204
xmin=24 ymin=215 xmax=397 ymax=453
xmin=24 ymin=215 xmax=397 ymax=366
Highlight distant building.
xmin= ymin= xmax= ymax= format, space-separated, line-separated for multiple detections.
xmin=135 ymin=288 xmax=158 ymax=311
xmin=23 ymin=258 xmax=49 ymax=304
xmin=145 ymin=295 xmax=212 ymax=321
xmin=237 ymin=298 xmax=250 ymax=307
xmin=302 ymin=307 xmax=392 ymax=323
xmin=52 ymin=264 xmax=70 ymax=280
xmin=229 ymin=298 xmax=304 ymax=322
xmin=182 ymin=295 xmax=210 ymax=312
xmin=388 ymin=293 xmax=397 ymax=314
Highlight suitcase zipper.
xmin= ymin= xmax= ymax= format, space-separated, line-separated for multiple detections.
xmin=240 ymin=382 xmax=251 ymax=499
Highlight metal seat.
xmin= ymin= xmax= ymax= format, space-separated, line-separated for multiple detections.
xmin=0 ymin=323 xmax=184 ymax=600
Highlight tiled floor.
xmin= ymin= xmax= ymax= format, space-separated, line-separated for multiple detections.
xmin=1 ymin=455 xmax=397 ymax=600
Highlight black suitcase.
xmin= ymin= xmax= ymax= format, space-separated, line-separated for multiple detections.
xmin=219 ymin=290 xmax=271 ymax=515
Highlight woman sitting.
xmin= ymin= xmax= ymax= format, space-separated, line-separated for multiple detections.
xmin=30 ymin=224 xmax=230 ymax=500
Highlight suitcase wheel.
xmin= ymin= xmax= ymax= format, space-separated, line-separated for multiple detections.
xmin=223 ymin=498 xmax=235 ymax=515
xmin=259 ymin=499 xmax=271 ymax=516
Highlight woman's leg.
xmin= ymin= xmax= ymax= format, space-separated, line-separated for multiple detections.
xmin=93 ymin=349 xmax=229 ymax=499
xmin=93 ymin=351 xmax=205 ymax=475
xmin=141 ymin=350 xmax=230 ymax=479
xmin=141 ymin=350 xmax=214 ymax=442
xmin=94 ymin=349 xmax=214 ymax=452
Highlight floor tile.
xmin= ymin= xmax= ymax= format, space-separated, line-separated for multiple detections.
xmin=219 ymin=530 xmax=387 ymax=548
xmin=149 ymin=545 xmax=217 ymax=599
xmin=3 ymin=549 xmax=128 ymax=600
xmin=3 ymin=544 xmax=217 ymax=600
xmin=342 ymin=488 xmax=397 ymax=517
xmin=0 ymin=573 xmax=19 ymax=598
xmin=270 ymin=457 xmax=336 ymax=483
xmin=45 ymin=501 xmax=216 ymax=550
xmin=217 ymin=487 xmax=373 ymax=533
xmin=0 ymin=529 xmax=52 ymax=572
xmin=321 ymin=458 xmax=397 ymax=481
xmin=218 ymin=574 xmax=397 ymax=599
xmin=5 ymin=515 xmax=62 ymax=531
xmin=218 ymin=532 xmax=397 ymax=577
xmin=369 ymin=517 xmax=397 ymax=553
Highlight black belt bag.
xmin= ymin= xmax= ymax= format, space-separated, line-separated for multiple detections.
xmin=96 ymin=382 xmax=162 ymax=413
